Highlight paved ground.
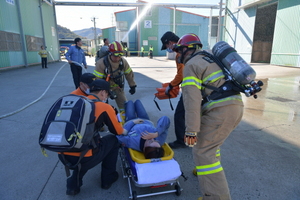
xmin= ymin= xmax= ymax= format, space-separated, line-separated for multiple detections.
xmin=0 ymin=56 xmax=300 ymax=200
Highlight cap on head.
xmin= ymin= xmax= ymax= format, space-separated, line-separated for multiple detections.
xmin=80 ymin=73 xmax=96 ymax=87
xmin=90 ymin=79 xmax=110 ymax=92
xmin=160 ymin=31 xmax=180 ymax=50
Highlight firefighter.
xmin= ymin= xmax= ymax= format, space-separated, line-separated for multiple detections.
xmin=93 ymin=41 xmax=137 ymax=116
xmin=173 ymin=33 xmax=244 ymax=200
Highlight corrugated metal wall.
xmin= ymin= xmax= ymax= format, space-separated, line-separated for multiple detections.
xmin=0 ymin=0 xmax=59 ymax=69
xmin=0 ymin=0 xmax=23 ymax=68
xmin=224 ymin=0 xmax=257 ymax=62
xmin=103 ymin=5 xmax=219 ymax=56
xmin=225 ymin=0 xmax=300 ymax=67
xmin=271 ymin=0 xmax=300 ymax=67
xmin=115 ymin=9 xmax=137 ymax=51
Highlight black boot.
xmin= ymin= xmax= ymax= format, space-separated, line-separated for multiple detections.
xmin=101 ymin=171 xmax=119 ymax=189
xmin=66 ymin=175 xmax=83 ymax=195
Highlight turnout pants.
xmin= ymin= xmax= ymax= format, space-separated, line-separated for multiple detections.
xmin=193 ymin=104 xmax=244 ymax=200
xmin=112 ymin=87 xmax=127 ymax=111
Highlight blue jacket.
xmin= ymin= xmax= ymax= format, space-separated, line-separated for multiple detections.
xmin=117 ymin=116 xmax=170 ymax=151
xmin=65 ymin=45 xmax=87 ymax=66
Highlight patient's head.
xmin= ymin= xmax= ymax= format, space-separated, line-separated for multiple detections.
xmin=143 ymin=139 xmax=165 ymax=159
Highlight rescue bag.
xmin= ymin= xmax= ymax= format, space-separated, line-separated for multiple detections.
xmin=154 ymin=83 xmax=180 ymax=111
xmin=39 ymin=94 xmax=98 ymax=174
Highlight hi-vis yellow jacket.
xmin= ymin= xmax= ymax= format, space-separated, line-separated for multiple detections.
xmin=182 ymin=50 xmax=244 ymax=133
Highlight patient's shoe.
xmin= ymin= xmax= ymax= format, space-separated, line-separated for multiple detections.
xmin=101 ymin=171 xmax=119 ymax=189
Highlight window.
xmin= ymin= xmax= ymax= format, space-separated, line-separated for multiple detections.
xmin=25 ymin=35 xmax=44 ymax=51
xmin=0 ymin=31 xmax=21 ymax=51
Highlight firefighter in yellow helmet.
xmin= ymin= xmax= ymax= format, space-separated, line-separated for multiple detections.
xmin=94 ymin=41 xmax=136 ymax=115
xmin=173 ymin=33 xmax=244 ymax=200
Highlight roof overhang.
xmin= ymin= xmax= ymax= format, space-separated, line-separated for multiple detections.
xmin=54 ymin=1 xmax=220 ymax=9
xmin=236 ymin=0 xmax=272 ymax=9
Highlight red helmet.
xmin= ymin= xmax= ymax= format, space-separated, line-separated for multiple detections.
xmin=109 ymin=41 xmax=124 ymax=53
xmin=174 ymin=33 xmax=202 ymax=51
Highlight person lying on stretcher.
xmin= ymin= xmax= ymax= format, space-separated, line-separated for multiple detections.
xmin=117 ymin=100 xmax=170 ymax=159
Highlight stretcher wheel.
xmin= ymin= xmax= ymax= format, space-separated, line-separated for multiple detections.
xmin=132 ymin=191 xmax=137 ymax=200
xmin=175 ymin=184 xmax=181 ymax=196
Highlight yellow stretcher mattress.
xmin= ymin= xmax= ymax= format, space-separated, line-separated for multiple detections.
xmin=128 ymin=143 xmax=174 ymax=164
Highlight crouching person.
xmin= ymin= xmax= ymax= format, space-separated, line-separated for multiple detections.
xmin=117 ymin=99 xmax=170 ymax=159
xmin=58 ymin=79 xmax=124 ymax=195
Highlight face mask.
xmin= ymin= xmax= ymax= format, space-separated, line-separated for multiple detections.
xmin=101 ymin=97 xmax=108 ymax=103
xmin=84 ymin=88 xmax=90 ymax=94
xmin=166 ymin=48 xmax=174 ymax=53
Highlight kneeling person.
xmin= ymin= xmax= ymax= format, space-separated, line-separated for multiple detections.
xmin=59 ymin=79 xmax=124 ymax=196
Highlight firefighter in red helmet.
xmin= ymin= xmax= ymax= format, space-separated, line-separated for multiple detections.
xmin=174 ymin=33 xmax=244 ymax=200
xmin=94 ymin=41 xmax=137 ymax=117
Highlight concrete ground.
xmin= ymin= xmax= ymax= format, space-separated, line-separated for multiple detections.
xmin=0 ymin=56 xmax=300 ymax=200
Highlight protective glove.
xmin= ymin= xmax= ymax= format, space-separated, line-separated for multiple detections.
xmin=184 ymin=132 xmax=198 ymax=147
xmin=165 ymin=84 xmax=173 ymax=96
xmin=129 ymin=85 xmax=136 ymax=95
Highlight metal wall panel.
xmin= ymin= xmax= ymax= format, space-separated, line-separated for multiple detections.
xmin=225 ymin=0 xmax=257 ymax=62
xmin=271 ymin=0 xmax=300 ymax=67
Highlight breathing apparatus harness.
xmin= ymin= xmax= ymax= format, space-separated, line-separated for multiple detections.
xmin=189 ymin=50 xmax=263 ymax=105
xmin=103 ymin=55 xmax=125 ymax=89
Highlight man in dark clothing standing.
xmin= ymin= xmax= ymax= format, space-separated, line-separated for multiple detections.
xmin=160 ymin=31 xmax=187 ymax=148
xmin=65 ymin=38 xmax=87 ymax=89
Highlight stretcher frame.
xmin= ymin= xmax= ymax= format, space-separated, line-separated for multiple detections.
xmin=119 ymin=144 xmax=183 ymax=200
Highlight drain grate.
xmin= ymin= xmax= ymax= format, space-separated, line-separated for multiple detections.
xmin=267 ymin=96 xmax=296 ymax=102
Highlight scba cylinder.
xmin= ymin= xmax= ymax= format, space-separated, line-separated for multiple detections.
xmin=212 ymin=41 xmax=256 ymax=85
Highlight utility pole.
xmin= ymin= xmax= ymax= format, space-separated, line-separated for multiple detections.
xmin=91 ymin=17 xmax=98 ymax=51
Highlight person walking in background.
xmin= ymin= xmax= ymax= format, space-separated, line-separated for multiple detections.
xmin=160 ymin=31 xmax=186 ymax=149
xmin=173 ymin=33 xmax=244 ymax=200
xmin=140 ymin=45 xmax=144 ymax=57
xmin=149 ymin=45 xmax=153 ymax=59
xmin=38 ymin=45 xmax=48 ymax=69
xmin=95 ymin=38 xmax=110 ymax=63
xmin=65 ymin=38 xmax=87 ymax=89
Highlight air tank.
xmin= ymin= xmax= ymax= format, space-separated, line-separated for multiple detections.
xmin=212 ymin=41 xmax=256 ymax=85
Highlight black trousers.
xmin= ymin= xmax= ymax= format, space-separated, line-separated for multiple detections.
xmin=41 ymin=58 xmax=47 ymax=68
xmin=58 ymin=135 xmax=119 ymax=184
xmin=70 ymin=63 xmax=82 ymax=89
xmin=174 ymin=95 xmax=186 ymax=144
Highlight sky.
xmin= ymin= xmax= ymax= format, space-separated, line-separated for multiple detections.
xmin=55 ymin=0 xmax=222 ymax=31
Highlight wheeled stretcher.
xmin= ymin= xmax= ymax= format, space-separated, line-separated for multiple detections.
xmin=119 ymin=143 xmax=183 ymax=200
